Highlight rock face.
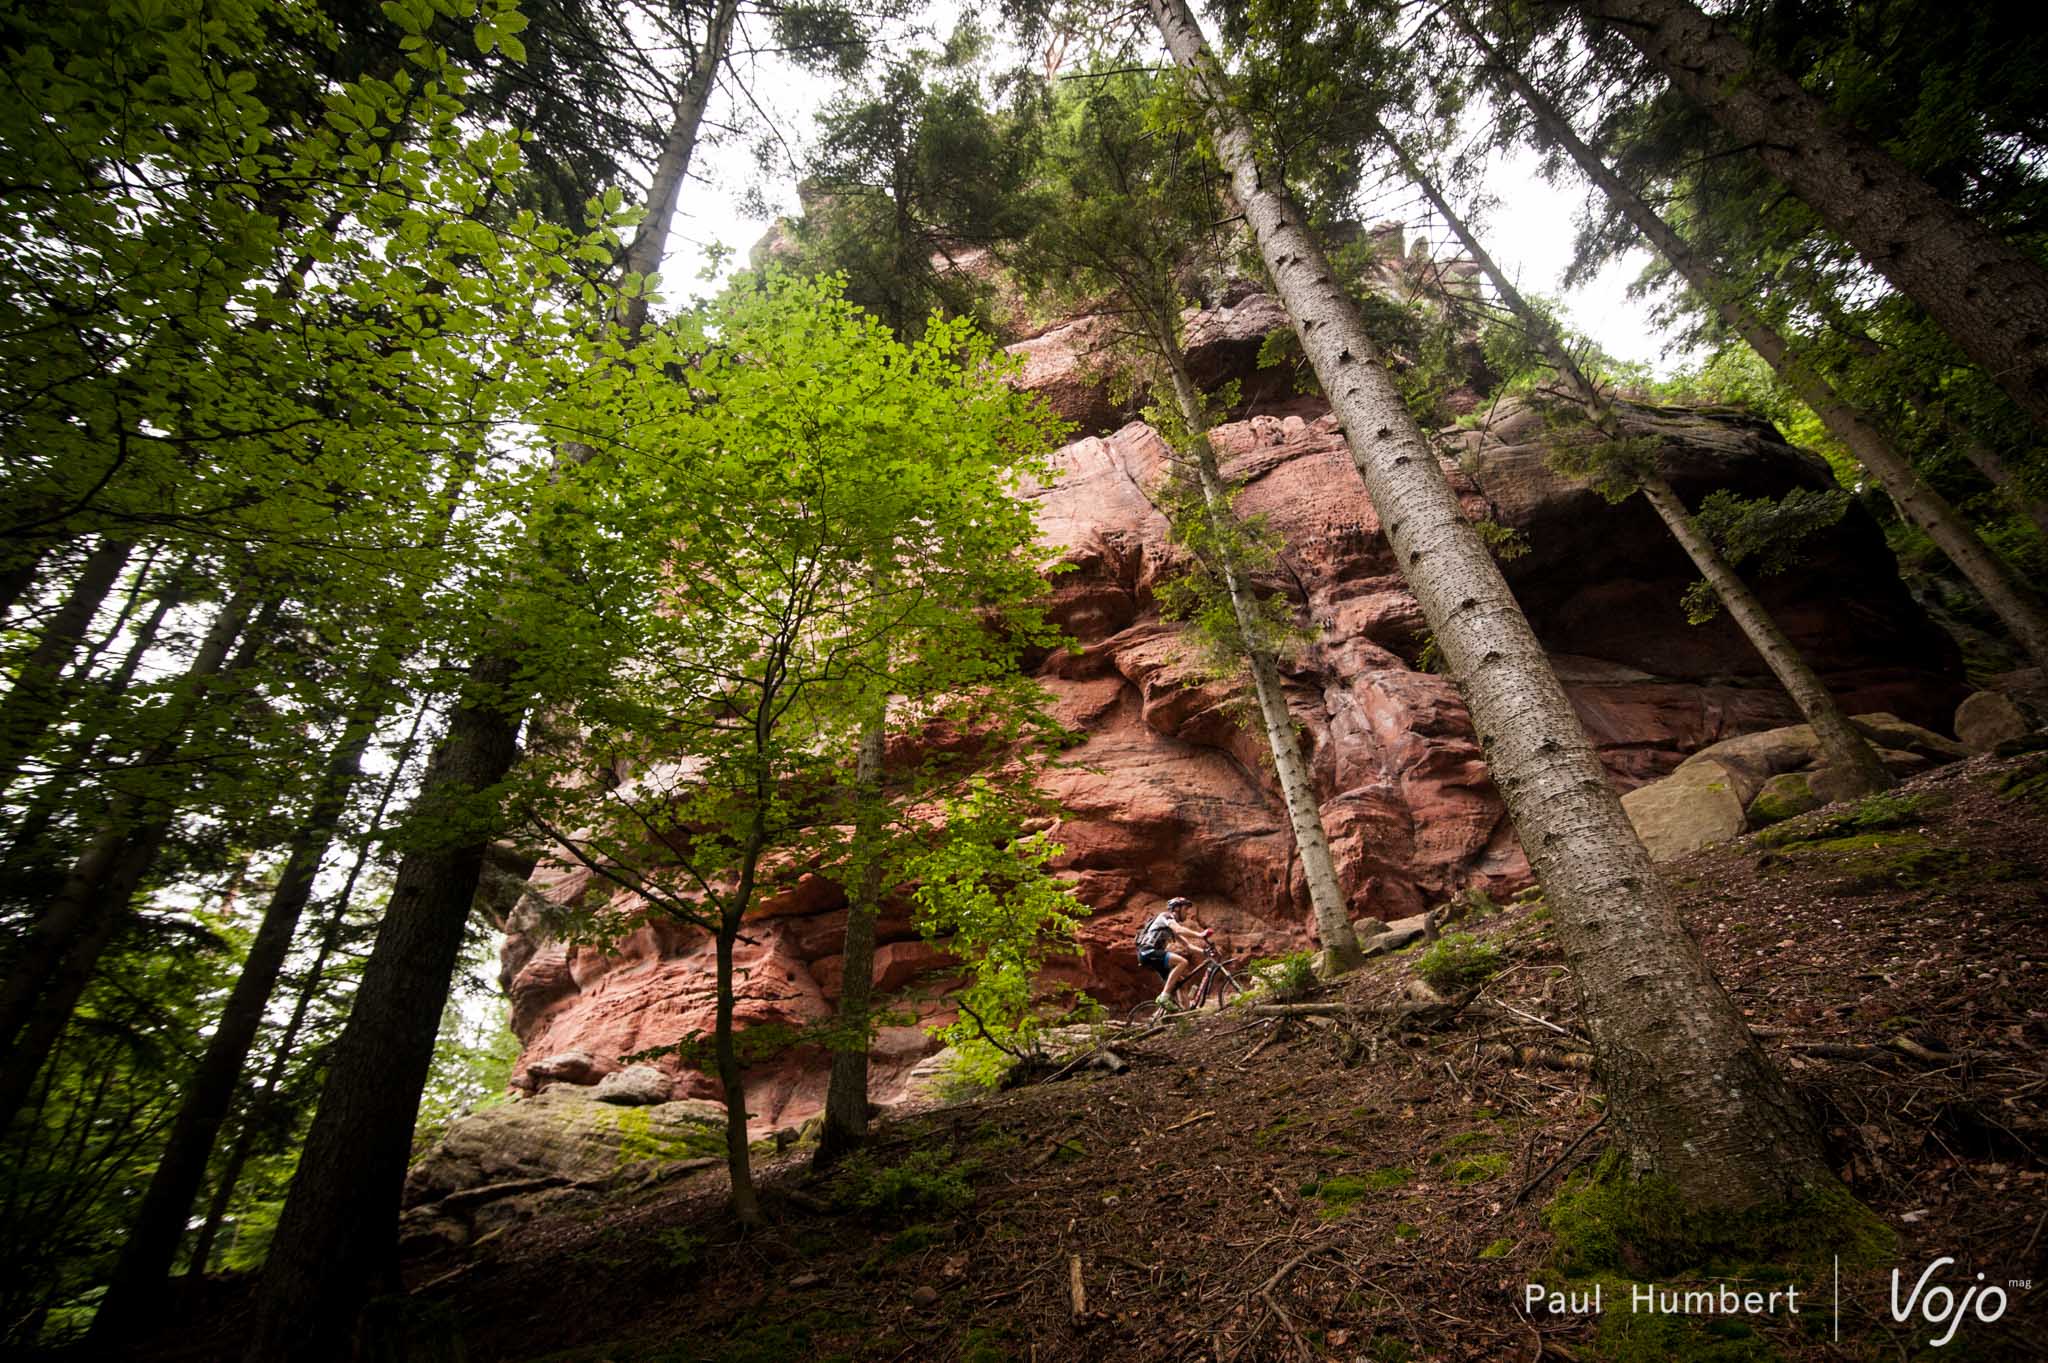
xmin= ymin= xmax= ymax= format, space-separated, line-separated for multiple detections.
xmin=497 ymin=299 xmax=1967 ymax=1134
xmin=401 ymin=1087 xmax=726 ymax=1256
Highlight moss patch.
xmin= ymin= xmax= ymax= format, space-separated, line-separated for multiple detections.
xmin=1755 ymin=791 xmax=1942 ymax=849
xmin=1745 ymin=772 xmax=1818 ymax=827
xmin=1761 ymin=829 xmax=1968 ymax=892
xmin=1445 ymin=1152 xmax=1510 ymax=1185
xmin=1545 ymin=1151 xmax=1893 ymax=1281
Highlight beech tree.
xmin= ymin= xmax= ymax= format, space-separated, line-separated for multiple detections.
xmin=1148 ymin=0 xmax=1840 ymax=1214
xmin=518 ymin=271 xmax=1064 ymax=1220
xmin=1381 ymin=129 xmax=1894 ymax=798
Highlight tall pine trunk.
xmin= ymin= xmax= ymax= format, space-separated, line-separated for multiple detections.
xmin=1386 ymin=129 xmax=1892 ymax=797
xmin=93 ymin=673 xmax=394 ymax=1334
xmin=1576 ymin=0 xmax=2048 ymax=434
xmin=241 ymin=653 xmax=522 ymax=1361
xmin=1452 ymin=5 xmax=2048 ymax=673
xmin=0 ymin=536 xmax=131 ymax=794
xmin=815 ymin=711 xmax=886 ymax=1166
xmin=1160 ymin=346 xmax=1362 ymax=961
xmin=1150 ymin=0 xmax=1833 ymax=1207
xmin=0 ymin=589 xmax=263 ymax=1131
xmin=243 ymin=16 xmax=737 ymax=1347
xmin=188 ymin=699 xmax=430 ymax=1280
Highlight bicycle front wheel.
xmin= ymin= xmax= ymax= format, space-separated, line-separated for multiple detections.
xmin=1124 ymin=997 xmax=1166 ymax=1027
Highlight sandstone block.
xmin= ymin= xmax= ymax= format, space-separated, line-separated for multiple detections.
xmin=1955 ymin=691 xmax=2030 ymax=753
xmin=592 ymin=1064 xmax=673 ymax=1106
xmin=1621 ymin=760 xmax=1749 ymax=862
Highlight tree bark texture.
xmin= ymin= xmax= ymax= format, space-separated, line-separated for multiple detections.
xmin=0 ymin=590 xmax=262 ymax=1131
xmin=1388 ymin=129 xmax=1890 ymax=798
xmin=1453 ymin=6 xmax=2048 ymax=673
xmin=1151 ymin=0 xmax=1832 ymax=1206
xmin=617 ymin=0 xmax=739 ymax=338
xmin=0 ymin=536 xmax=131 ymax=794
xmin=815 ymin=712 xmax=887 ymax=1166
xmin=1161 ymin=351 xmax=1361 ymax=962
xmin=242 ymin=653 xmax=522 ymax=1363
xmin=94 ymin=685 xmax=389 ymax=1335
xmin=1577 ymin=0 xmax=2048 ymax=434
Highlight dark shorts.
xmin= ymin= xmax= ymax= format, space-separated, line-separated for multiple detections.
xmin=1138 ymin=947 xmax=1172 ymax=979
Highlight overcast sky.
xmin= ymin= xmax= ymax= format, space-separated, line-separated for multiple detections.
xmin=647 ymin=18 xmax=1693 ymax=377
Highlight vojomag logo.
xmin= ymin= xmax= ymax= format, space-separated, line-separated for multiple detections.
xmin=1890 ymin=1256 xmax=2009 ymax=1348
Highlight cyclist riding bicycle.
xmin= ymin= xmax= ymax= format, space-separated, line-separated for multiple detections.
xmin=1135 ymin=896 xmax=1212 ymax=1009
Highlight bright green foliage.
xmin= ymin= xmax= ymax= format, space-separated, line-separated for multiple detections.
xmin=904 ymin=781 xmax=1089 ymax=1085
xmin=1414 ymin=932 xmax=1502 ymax=991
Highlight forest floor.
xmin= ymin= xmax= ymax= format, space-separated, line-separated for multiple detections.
xmin=163 ymin=747 xmax=2048 ymax=1362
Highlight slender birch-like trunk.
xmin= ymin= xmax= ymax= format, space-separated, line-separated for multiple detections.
xmin=1386 ymin=129 xmax=1891 ymax=797
xmin=1450 ymin=4 xmax=2048 ymax=673
xmin=1160 ymin=346 xmax=1361 ymax=962
xmin=1151 ymin=0 xmax=1833 ymax=1207
xmin=815 ymin=712 xmax=887 ymax=1165
xmin=1576 ymin=0 xmax=2048 ymax=434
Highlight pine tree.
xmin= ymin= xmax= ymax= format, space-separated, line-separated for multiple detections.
xmin=1149 ymin=0 xmax=1840 ymax=1212
xmin=1380 ymin=127 xmax=1893 ymax=798
xmin=1447 ymin=3 xmax=2048 ymax=673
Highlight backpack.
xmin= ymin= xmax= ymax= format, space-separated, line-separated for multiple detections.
xmin=1135 ymin=914 xmax=1172 ymax=952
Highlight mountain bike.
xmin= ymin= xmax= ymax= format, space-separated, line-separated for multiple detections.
xmin=1124 ymin=934 xmax=1250 ymax=1025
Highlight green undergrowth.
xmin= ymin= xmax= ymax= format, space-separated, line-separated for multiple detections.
xmin=1754 ymin=791 xmax=1941 ymax=849
xmin=828 ymin=1147 xmax=977 ymax=1224
xmin=1545 ymin=1151 xmax=1893 ymax=1280
xmin=1991 ymin=754 xmax=2048 ymax=806
xmin=1310 ymin=1165 xmax=1411 ymax=1218
xmin=1414 ymin=932 xmax=1503 ymax=991
xmin=1539 ymin=1153 xmax=1893 ymax=1362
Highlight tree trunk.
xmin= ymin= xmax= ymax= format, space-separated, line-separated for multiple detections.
xmin=1958 ymin=439 xmax=2048 ymax=543
xmin=0 ymin=536 xmax=132 ymax=794
xmin=616 ymin=0 xmax=739 ymax=338
xmin=814 ymin=712 xmax=886 ymax=1167
xmin=1161 ymin=349 xmax=1361 ymax=964
xmin=243 ymin=16 xmax=733 ymax=1343
xmin=1577 ymin=0 xmax=2048 ymax=434
xmin=0 ymin=539 xmax=49 ymax=624
xmin=1150 ymin=0 xmax=1833 ymax=1208
xmin=1385 ymin=127 xmax=1891 ymax=799
xmin=241 ymin=653 xmax=523 ymax=1363
xmin=1640 ymin=476 xmax=1892 ymax=794
xmin=1452 ymin=5 xmax=2048 ymax=673
xmin=93 ymin=679 xmax=392 ymax=1335
xmin=0 ymin=589 xmax=261 ymax=1130
xmin=187 ymin=698 xmax=431 ymax=1280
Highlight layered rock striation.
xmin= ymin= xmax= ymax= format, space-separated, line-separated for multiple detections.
xmin=496 ymin=295 xmax=1965 ymax=1133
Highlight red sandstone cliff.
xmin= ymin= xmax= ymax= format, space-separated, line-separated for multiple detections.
xmin=496 ymin=294 xmax=1964 ymax=1133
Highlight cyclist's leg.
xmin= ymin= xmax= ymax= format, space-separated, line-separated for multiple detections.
xmin=1160 ymin=949 xmax=1192 ymax=1000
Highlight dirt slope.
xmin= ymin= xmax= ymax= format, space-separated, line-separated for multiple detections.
xmin=148 ymin=747 xmax=2048 ymax=1363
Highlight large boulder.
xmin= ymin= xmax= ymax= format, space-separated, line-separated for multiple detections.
xmin=1956 ymin=691 xmax=2031 ymax=753
xmin=1622 ymin=760 xmax=1752 ymax=862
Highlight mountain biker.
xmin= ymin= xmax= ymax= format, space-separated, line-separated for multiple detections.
xmin=1136 ymin=896 xmax=1212 ymax=1009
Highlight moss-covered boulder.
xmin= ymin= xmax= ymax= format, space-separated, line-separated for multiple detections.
xmin=405 ymin=1087 xmax=726 ymax=1208
xmin=1745 ymin=771 xmax=1820 ymax=827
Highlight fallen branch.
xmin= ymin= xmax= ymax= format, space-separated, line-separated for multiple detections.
xmin=1164 ymin=1109 xmax=1215 ymax=1133
xmin=1513 ymin=1114 xmax=1608 ymax=1206
xmin=1069 ymin=1253 xmax=1087 ymax=1319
